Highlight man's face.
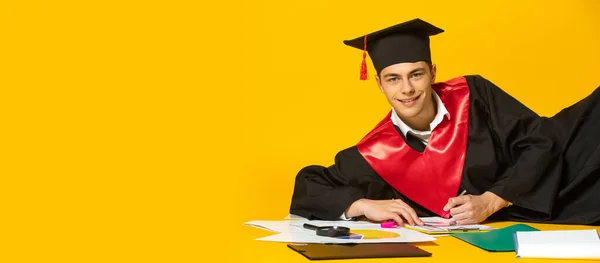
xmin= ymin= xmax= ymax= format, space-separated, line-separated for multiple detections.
xmin=376 ymin=61 xmax=436 ymax=121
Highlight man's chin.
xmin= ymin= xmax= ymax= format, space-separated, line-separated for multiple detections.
xmin=394 ymin=106 xmax=421 ymax=117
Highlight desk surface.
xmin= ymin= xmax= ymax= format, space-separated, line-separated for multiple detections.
xmin=238 ymin=221 xmax=600 ymax=262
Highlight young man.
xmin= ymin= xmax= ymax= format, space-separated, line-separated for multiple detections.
xmin=289 ymin=18 xmax=600 ymax=226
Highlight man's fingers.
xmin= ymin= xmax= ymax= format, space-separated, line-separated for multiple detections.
xmin=450 ymin=202 xmax=470 ymax=215
xmin=387 ymin=201 xmax=422 ymax=226
xmin=390 ymin=213 xmax=404 ymax=227
xmin=451 ymin=209 xmax=477 ymax=225
xmin=404 ymin=206 xmax=423 ymax=226
xmin=391 ymin=204 xmax=422 ymax=225
xmin=451 ymin=195 xmax=470 ymax=206
xmin=444 ymin=195 xmax=471 ymax=211
xmin=399 ymin=209 xmax=416 ymax=226
xmin=450 ymin=210 xmax=468 ymax=222
xmin=389 ymin=207 xmax=415 ymax=226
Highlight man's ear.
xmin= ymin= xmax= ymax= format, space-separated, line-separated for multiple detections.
xmin=375 ymin=75 xmax=384 ymax=93
xmin=431 ymin=64 xmax=437 ymax=83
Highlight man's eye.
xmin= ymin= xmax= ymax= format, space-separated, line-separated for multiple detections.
xmin=388 ymin=78 xmax=398 ymax=82
xmin=411 ymin=73 xmax=423 ymax=79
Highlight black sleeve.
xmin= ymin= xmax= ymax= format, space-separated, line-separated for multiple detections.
xmin=467 ymin=75 xmax=562 ymax=218
xmin=289 ymin=146 xmax=393 ymax=220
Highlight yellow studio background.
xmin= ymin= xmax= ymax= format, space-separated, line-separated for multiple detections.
xmin=0 ymin=0 xmax=599 ymax=262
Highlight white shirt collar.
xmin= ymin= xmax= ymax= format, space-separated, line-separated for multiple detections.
xmin=391 ymin=91 xmax=450 ymax=138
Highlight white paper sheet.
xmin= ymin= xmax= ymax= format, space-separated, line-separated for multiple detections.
xmin=244 ymin=219 xmax=436 ymax=243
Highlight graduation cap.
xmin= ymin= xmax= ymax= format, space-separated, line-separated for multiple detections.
xmin=343 ymin=18 xmax=444 ymax=80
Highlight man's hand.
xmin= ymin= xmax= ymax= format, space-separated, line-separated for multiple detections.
xmin=345 ymin=199 xmax=424 ymax=226
xmin=443 ymin=191 xmax=509 ymax=225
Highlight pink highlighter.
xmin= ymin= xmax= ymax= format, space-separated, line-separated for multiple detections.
xmin=380 ymin=221 xmax=398 ymax=228
xmin=441 ymin=210 xmax=450 ymax=218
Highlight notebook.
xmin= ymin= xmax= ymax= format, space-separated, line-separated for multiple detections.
xmin=514 ymin=229 xmax=600 ymax=259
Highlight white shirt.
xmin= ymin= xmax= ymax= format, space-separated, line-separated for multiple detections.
xmin=340 ymin=92 xmax=451 ymax=220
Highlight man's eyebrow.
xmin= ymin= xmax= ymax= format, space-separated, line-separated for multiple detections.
xmin=409 ymin=67 xmax=426 ymax=74
xmin=383 ymin=73 xmax=400 ymax=78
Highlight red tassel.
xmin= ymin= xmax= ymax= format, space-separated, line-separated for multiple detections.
xmin=360 ymin=35 xmax=368 ymax=80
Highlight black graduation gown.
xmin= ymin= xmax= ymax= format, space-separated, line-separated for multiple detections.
xmin=289 ymin=75 xmax=600 ymax=225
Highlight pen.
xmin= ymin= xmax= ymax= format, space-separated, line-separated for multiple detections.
xmin=442 ymin=190 xmax=467 ymax=217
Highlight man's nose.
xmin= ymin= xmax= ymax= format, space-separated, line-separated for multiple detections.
xmin=400 ymin=79 xmax=415 ymax=95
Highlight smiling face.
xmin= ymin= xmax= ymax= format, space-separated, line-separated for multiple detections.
xmin=375 ymin=61 xmax=437 ymax=130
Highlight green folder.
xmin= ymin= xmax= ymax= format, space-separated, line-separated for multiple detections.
xmin=450 ymin=224 xmax=539 ymax=252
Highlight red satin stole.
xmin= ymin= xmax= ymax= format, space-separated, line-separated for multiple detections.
xmin=356 ymin=76 xmax=470 ymax=217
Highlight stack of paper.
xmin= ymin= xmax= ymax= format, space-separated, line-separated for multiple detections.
xmin=404 ymin=217 xmax=495 ymax=234
xmin=514 ymin=229 xmax=600 ymax=259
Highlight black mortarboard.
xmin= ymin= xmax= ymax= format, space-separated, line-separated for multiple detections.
xmin=343 ymin=18 xmax=444 ymax=80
